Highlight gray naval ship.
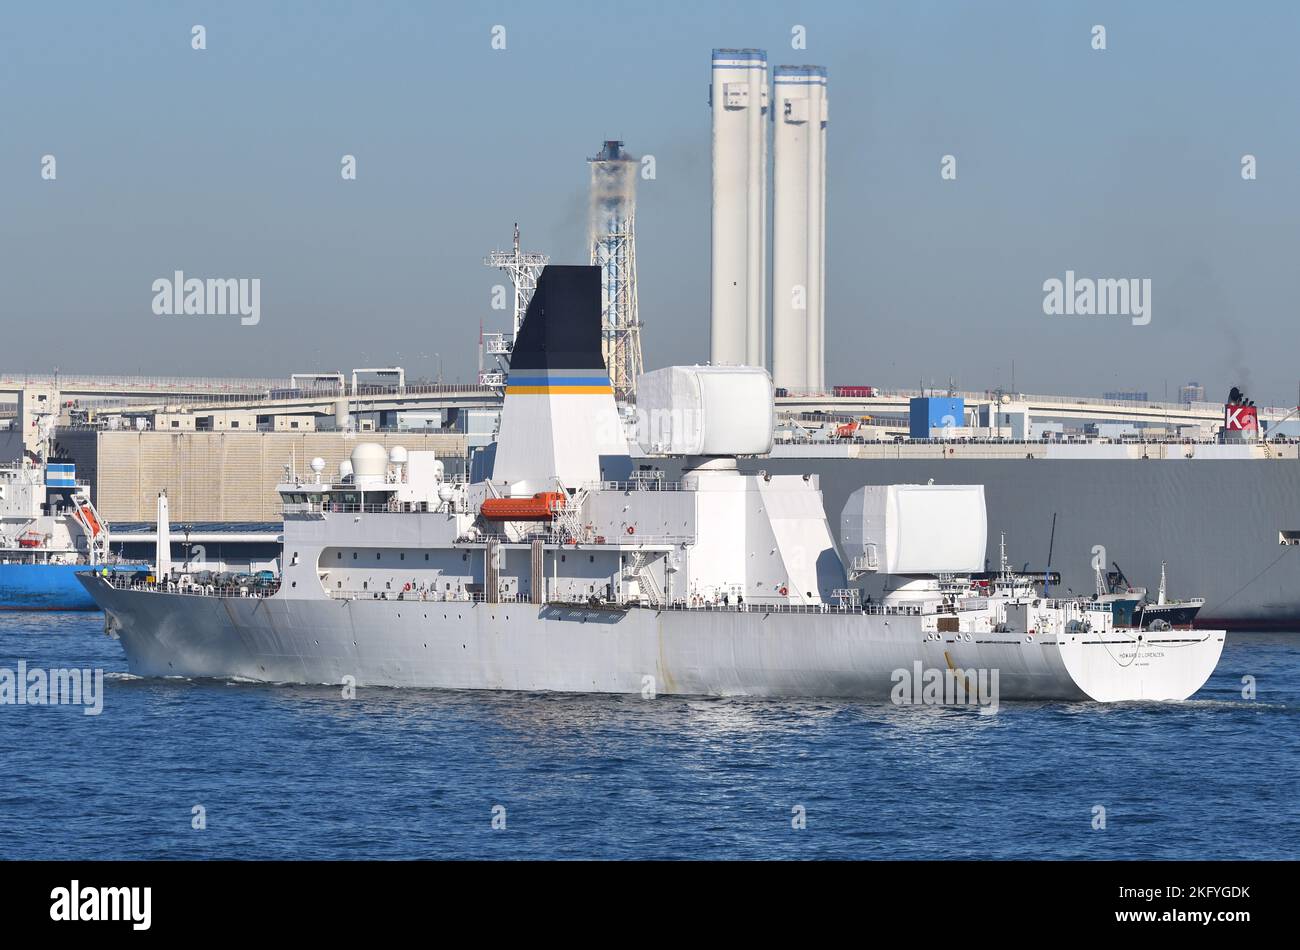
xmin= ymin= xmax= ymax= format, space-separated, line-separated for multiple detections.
xmin=81 ymin=266 xmax=1225 ymax=702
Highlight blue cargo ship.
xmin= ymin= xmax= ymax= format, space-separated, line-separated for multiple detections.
xmin=1 ymin=442 xmax=140 ymax=610
xmin=0 ymin=561 xmax=138 ymax=610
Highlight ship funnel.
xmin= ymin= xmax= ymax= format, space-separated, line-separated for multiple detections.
xmin=490 ymin=264 xmax=627 ymax=494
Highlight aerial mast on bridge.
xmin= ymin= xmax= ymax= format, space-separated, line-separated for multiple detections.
xmin=481 ymin=224 xmax=548 ymax=387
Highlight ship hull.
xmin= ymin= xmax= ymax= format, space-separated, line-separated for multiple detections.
xmin=81 ymin=577 xmax=1224 ymax=703
xmin=0 ymin=562 xmax=134 ymax=611
xmin=748 ymin=456 xmax=1300 ymax=630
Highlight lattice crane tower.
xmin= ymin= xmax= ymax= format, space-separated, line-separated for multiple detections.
xmin=588 ymin=140 xmax=644 ymax=402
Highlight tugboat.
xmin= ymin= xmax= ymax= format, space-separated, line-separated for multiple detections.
xmin=1132 ymin=562 xmax=1205 ymax=629
xmin=1093 ymin=560 xmax=1147 ymax=628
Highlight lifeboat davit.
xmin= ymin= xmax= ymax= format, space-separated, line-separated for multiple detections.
xmin=480 ymin=492 xmax=566 ymax=521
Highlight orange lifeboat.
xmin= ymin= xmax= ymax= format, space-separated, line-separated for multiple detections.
xmin=74 ymin=504 xmax=104 ymax=537
xmin=480 ymin=491 xmax=566 ymax=521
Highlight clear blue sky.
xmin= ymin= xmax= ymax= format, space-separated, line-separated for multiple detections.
xmin=2 ymin=1 xmax=1297 ymax=403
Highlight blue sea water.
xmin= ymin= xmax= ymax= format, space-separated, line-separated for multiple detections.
xmin=0 ymin=612 xmax=1296 ymax=860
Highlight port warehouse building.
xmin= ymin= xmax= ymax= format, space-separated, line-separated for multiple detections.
xmin=8 ymin=424 xmax=1294 ymax=526
xmin=0 ymin=428 xmax=467 ymax=522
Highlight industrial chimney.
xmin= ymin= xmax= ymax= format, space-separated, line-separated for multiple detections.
xmin=771 ymin=65 xmax=828 ymax=393
xmin=709 ymin=49 xmax=769 ymax=369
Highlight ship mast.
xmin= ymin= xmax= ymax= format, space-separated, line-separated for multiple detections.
xmin=481 ymin=224 xmax=548 ymax=387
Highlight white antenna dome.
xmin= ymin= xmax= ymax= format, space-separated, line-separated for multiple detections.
xmin=339 ymin=459 xmax=354 ymax=480
xmin=350 ymin=442 xmax=388 ymax=480
xmin=389 ymin=445 xmax=408 ymax=465
xmin=310 ymin=457 xmax=326 ymax=474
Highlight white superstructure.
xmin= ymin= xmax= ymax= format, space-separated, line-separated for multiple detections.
xmin=771 ymin=65 xmax=828 ymax=392
xmin=710 ymin=48 xmax=769 ymax=369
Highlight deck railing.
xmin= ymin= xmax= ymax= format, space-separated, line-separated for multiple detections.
xmin=99 ymin=573 xmax=280 ymax=599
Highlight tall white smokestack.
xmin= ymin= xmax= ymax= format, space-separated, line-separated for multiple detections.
xmin=772 ymin=65 xmax=828 ymax=392
xmin=710 ymin=48 xmax=768 ymax=369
